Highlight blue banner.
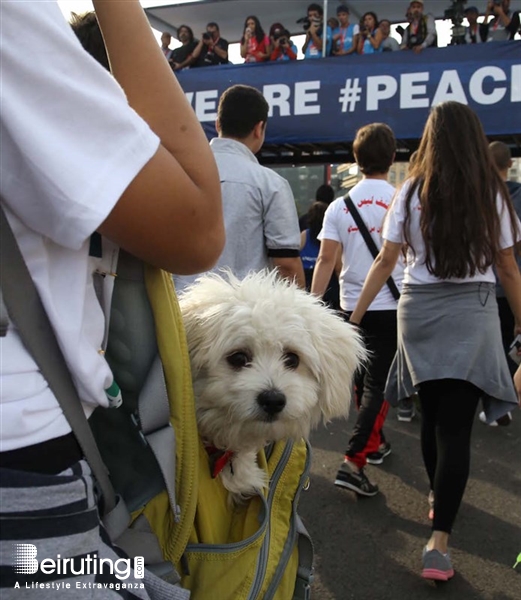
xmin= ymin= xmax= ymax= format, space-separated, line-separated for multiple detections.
xmin=176 ymin=42 xmax=521 ymax=144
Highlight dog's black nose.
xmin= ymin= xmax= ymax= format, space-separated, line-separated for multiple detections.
xmin=257 ymin=390 xmax=286 ymax=416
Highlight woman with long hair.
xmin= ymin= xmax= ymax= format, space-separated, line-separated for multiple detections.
xmin=350 ymin=102 xmax=521 ymax=581
xmin=357 ymin=11 xmax=383 ymax=54
xmin=240 ymin=15 xmax=270 ymax=63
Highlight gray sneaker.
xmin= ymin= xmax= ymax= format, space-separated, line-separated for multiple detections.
xmin=397 ymin=398 xmax=415 ymax=422
xmin=334 ymin=463 xmax=379 ymax=497
xmin=422 ymin=548 xmax=454 ymax=581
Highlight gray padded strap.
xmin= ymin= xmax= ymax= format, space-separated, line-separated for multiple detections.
xmin=103 ymin=496 xmax=132 ymax=542
xmin=117 ymin=515 xmax=171 ymax=569
xmin=139 ymin=356 xmax=180 ymax=522
xmin=0 ymin=203 xmax=117 ymax=516
xmin=293 ymin=515 xmax=314 ymax=600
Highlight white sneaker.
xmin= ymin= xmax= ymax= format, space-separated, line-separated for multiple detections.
xmin=479 ymin=411 xmax=512 ymax=426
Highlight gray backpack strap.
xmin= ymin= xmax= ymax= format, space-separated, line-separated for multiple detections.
xmin=293 ymin=515 xmax=314 ymax=600
xmin=0 ymin=203 xmax=116 ymax=516
xmin=138 ymin=355 xmax=181 ymax=523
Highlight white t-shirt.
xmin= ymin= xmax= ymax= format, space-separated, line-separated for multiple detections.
xmin=383 ymin=180 xmax=520 ymax=285
xmin=319 ymin=179 xmax=404 ymax=311
xmin=0 ymin=0 xmax=160 ymax=451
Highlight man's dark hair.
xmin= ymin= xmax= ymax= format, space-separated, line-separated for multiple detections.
xmin=217 ymin=85 xmax=269 ymax=139
xmin=315 ymin=184 xmax=335 ymax=204
xmin=206 ymin=22 xmax=220 ymax=30
xmin=70 ymin=12 xmax=109 ymax=71
xmin=489 ymin=141 xmax=512 ymax=172
xmin=307 ymin=3 xmax=324 ymax=16
xmin=178 ymin=24 xmax=195 ymax=43
xmin=353 ymin=123 xmax=396 ymax=175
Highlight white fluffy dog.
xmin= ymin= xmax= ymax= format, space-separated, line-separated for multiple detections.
xmin=179 ymin=270 xmax=366 ymax=503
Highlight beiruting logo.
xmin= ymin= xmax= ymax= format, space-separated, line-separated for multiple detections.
xmin=13 ymin=544 xmax=145 ymax=592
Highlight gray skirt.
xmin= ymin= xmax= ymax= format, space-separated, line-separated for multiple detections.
xmin=385 ymin=282 xmax=518 ymax=423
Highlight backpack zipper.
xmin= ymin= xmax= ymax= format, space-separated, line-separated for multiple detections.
xmin=246 ymin=440 xmax=294 ymax=600
xmin=262 ymin=440 xmax=312 ymax=600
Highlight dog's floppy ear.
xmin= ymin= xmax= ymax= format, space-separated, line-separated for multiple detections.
xmin=310 ymin=312 xmax=367 ymax=423
xmin=177 ymin=271 xmax=242 ymax=376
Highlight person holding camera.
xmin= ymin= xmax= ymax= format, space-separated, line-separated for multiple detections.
xmin=400 ymin=0 xmax=437 ymax=53
xmin=332 ymin=5 xmax=359 ymax=56
xmin=357 ymin=11 xmax=384 ymax=54
xmin=462 ymin=6 xmax=486 ymax=43
xmin=240 ymin=15 xmax=270 ymax=63
xmin=482 ymin=0 xmax=520 ymax=41
xmin=269 ymin=23 xmax=297 ymax=61
xmin=191 ymin=21 xmax=228 ymax=67
xmin=302 ymin=2 xmax=333 ymax=59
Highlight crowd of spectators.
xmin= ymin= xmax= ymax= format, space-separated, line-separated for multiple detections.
xmin=161 ymin=0 xmax=520 ymax=70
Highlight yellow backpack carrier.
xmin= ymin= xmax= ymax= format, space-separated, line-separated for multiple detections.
xmin=90 ymin=253 xmax=314 ymax=600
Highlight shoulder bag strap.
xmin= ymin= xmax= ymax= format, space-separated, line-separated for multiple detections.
xmin=344 ymin=194 xmax=401 ymax=301
xmin=0 ymin=203 xmax=117 ymax=516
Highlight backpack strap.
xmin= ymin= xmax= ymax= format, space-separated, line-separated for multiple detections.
xmin=0 ymin=202 xmax=117 ymax=516
xmin=293 ymin=515 xmax=314 ymax=600
xmin=344 ymin=194 xmax=401 ymax=301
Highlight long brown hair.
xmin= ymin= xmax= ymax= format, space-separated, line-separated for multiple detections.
xmin=307 ymin=202 xmax=328 ymax=244
xmin=403 ymin=101 xmax=518 ymax=279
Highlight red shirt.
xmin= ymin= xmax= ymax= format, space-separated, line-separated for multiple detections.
xmin=244 ymin=35 xmax=270 ymax=62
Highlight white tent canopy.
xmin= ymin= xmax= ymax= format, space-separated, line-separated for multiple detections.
xmin=145 ymin=0 xmax=492 ymax=42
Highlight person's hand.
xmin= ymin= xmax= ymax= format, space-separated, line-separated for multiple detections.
xmin=413 ymin=44 xmax=424 ymax=53
xmin=514 ymin=364 xmax=521 ymax=406
xmin=171 ymin=61 xmax=181 ymax=71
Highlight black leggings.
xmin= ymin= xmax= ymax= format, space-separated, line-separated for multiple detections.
xmin=417 ymin=379 xmax=480 ymax=534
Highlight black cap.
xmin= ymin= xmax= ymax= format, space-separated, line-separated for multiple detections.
xmin=337 ymin=4 xmax=350 ymax=14
xmin=464 ymin=6 xmax=479 ymax=13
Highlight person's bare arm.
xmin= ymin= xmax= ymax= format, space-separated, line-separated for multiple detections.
xmin=93 ymin=0 xmax=224 ymax=274
xmin=349 ymin=241 xmax=402 ymax=324
xmin=272 ymin=256 xmax=306 ymax=289
xmin=191 ymin=38 xmax=204 ymax=60
xmin=514 ymin=364 xmax=521 ymax=406
xmin=309 ymin=24 xmax=323 ymax=50
xmin=368 ymin=28 xmax=384 ymax=50
xmin=212 ymin=42 xmax=228 ymax=60
xmin=495 ymin=247 xmax=521 ymax=334
xmin=302 ymin=32 xmax=311 ymax=53
xmin=311 ymin=239 xmax=340 ymax=298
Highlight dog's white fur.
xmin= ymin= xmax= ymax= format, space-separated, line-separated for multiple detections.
xmin=179 ymin=270 xmax=366 ymax=503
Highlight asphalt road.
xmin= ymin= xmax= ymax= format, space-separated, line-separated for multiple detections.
xmin=299 ymin=404 xmax=521 ymax=600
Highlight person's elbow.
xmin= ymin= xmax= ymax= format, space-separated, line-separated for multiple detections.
xmin=178 ymin=219 xmax=226 ymax=275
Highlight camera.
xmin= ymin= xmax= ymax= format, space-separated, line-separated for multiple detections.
xmin=273 ymin=28 xmax=287 ymax=44
xmin=202 ymin=32 xmax=211 ymax=40
xmin=444 ymin=0 xmax=467 ymax=45
xmin=297 ymin=16 xmax=322 ymax=33
xmin=297 ymin=16 xmax=311 ymax=31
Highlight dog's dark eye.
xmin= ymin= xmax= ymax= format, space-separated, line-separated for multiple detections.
xmin=283 ymin=352 xmax=300 ymax=370
xmin=226 ymin=351 xmax=252 ymax=369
